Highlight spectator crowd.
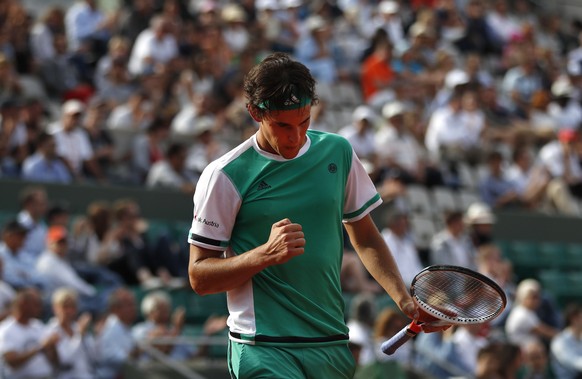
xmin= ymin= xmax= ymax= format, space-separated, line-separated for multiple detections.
xmin=0 ymin=0 xmax=582 ymax=377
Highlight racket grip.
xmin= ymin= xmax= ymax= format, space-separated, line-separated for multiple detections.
xmin=381 ymin=322 xmax=422 ymax=355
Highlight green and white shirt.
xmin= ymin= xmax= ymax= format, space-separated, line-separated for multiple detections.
xmin=188 ymin=130 xmax=381 ymax=346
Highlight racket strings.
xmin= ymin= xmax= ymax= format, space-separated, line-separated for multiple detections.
xmin=414 ymin=271 xmax=505 ymax=322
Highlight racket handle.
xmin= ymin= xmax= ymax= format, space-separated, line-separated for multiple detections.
xmin=381 ymin=321 xmax=422 ymax=355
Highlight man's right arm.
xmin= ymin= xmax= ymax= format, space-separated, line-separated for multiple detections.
xmin=188 ymin=218 xmax=305 ymax=295
xmin=3 ymin=333 xmax=59 ymax=369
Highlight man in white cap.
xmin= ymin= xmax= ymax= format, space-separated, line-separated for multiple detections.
xmin=375 ymin=101 xmax=444 ymax=187
xmin=365 ymin=1 xmax=406 ymax=48
xmin=464 ymin=201 xmax=496 ymax=248
xmin=338 ymin=105 xmax=378 ymax=165
xmin=51 ymin=100 xmax=106 ymax=182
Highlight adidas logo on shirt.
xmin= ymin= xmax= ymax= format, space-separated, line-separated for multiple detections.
xmin=257 ymin=180 xmax=271 ymax=190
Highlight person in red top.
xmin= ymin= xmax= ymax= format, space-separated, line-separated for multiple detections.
xmin=360 ymin=38 xmax=396 ymax=103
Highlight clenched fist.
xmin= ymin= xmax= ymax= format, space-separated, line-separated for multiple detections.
xmin=261 ymin=218 xmax=305 ymax=266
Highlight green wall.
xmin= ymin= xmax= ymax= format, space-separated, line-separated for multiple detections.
xmin=0 ymin=179 xmax=193 ymax=222
xmin=3 ymin=179 xmax=582 ymax=244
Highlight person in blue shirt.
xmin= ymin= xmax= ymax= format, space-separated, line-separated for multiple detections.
xmin=22 ymin=132 xmax=73 ymax=184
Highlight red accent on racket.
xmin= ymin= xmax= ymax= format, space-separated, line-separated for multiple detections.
xmin=381 ymin=265 xmax=507 ymax=355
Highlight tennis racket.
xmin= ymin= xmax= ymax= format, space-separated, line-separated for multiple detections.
xmin=381 ymin=265 xmax=507 ymax=355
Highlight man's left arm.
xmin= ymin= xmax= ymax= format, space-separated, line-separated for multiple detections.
xmin=344 ymin=214 xmax=416 ymax=318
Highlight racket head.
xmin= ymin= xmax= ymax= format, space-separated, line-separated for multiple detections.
xmin=410 ymin=265 xmax=507 ymax=325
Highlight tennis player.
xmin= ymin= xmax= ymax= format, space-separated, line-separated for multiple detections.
xmin=188 ymin=52 xmax=433 ymax=378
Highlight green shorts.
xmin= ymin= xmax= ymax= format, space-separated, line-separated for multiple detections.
xmin=228 ymin=340 xmax=357 ymax=379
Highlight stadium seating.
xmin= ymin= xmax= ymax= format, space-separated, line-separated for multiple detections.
xmin=405 ymin=185 xmax=433 ymax=218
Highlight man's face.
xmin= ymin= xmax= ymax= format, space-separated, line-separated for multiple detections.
xmin=255 ymin=106 xmax=311 ymax=159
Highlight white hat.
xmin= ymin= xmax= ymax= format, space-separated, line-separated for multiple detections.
xmin=256 ymin=0 xmax=279 ymax=11
xmin=409 ymin=22 xmax=433 ymax=38
xmin=192 ymin=116 xmax=215 ymax=136
xmin=305 ymin=15 xmax=327 ymax=32
xmin=444 ymin=69 xmax=470 ymax=90
xmin=222 ymin=4 xmax=247 ymax=22
xmin=352 ymin=105 xmax=377 ymax=123
xmin=281 ymin=0 xmax=302 ymax=8
xmin=551 ymin=76 xmax=574 ymax=98
xmin=464 ymin=202 xmax=496 ymax=224
xmin=378 ymin=0 xmax=399 ymax=14
xmin=62 ymin=99 xmax=85 ymax=115
xmin=382 ymin=101 xmax=406 ymax=119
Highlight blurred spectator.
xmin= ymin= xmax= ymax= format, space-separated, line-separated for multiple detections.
xmin=0 ymin=54 xmax=23 ymax=104
xmin=0 ymin=288 xmax=60 ymax=379
xmin=255 ymin=0 xmax=285 ymax=52
xmin=20 ymin=98 xmax=51 ymax=141
xmin=65 ymin=0 xmax=115 ymax=58
xmin=107 ymin=89 xmax=153 ymax=131
xmin=451 ymin=323 xmax=492 ymax=376
xmin=415 ymin=328 xmax=474 ymax=379
xmin=425 ymin=90 xmax=484 ymax=168
xmin=347 ymin=293 xmax=377 ymax=366
xmin=505 ymin=279 xmax=559 ymax=349
xmin=0 ymin=255 xmax=15 ymax=322
xmin=341 ymin=246 xmax=383 ymax=293
xmin=172 ymin=90 xmax=218 ymax=138
xmin=30 ymin=6 xmax=66 ymax=64
xmin=338 ymin=105 xmax=378 ymax=165
xmin=476 ymin=244 xmax=516 ymax=307
xmin=16 ymin=186 xmax=49 ymax=264
xmin=105 ymin=199 xmax=161 ymax=288
xmin=360 ymin=34 xmax=396 ymax=105
xmin=550 ymin=302 xmax=582 ymax=379
xmin=131 ymin=116 xmax=170 ymax=183
xmin=128 ymin=15 xmax=178 ymax=76
xmin=548 ymin=75 xmax=582 ymax=132
xmin=475 ymin=342 xmax=523 ymax=379
xmin=184 ymin=116 xmax=230 ymax=177
xmin=52 ymin=99 xmax=106 ymax=182
xmin=37 ymin=32 xmax=94 ymax=101
xmin=71 ymin=200 xmax=117 ymax=265
xmin=22 ymin=132 xmax=73 ymax=184
xmin=132 ymin=290 xmax=195 ymax=361
xmin=95 ymin=287 xmax=139 ymax=379
xmin=295 ymin=15 xmax=343 ymax=84
xmin=485 ymin=0 xmax=522 ymax=45
xmin=505 ymin=145 xmax=552 ymax=211
xmin=0 ymin=99 xmax=28 ymax=172
xmin=501 ymin=48 xmax=546 ymax=118
xmin=145 ymin=142 xmax=197 ymax=195
xmin=372 ymin=307 xmax=411 ymax=365
xmin=68 ymin=201 xmax=124 ymax=290
xmin=464 ymin=201 xmax=496 ymax=248
xmin=96 ymin=57 xmax=135 ymax=108
xmin=221 ymin=4 xmax=251 ymax=55
xmin=430 ymin=210 xmax=477 ymax=269
xmin=520 ymin=338 xmax=556 ymax=379
xmin=380 ymin=209 xmax=423 ymax=286
xmin=376 ymin=101 xmax=443 ymax=187
xmin=46 ymin=203 xmax=71 ymax=228
xmin=537 ymin=129 xmax=582 ymax=215
xmin=479 ymin=149 xmax=525 ymax=210
xmin=333 ymin=7 xmax=370 ymax=80
xmin=82 ymin=99 xmax=115 ymax=180
xmin=45 ymin=287 xmax=97 ymax=379
xmin=94 ymin=35 xmax=132 ymax=93
xmin=365 ymin=1 xmax=406 ymax=49
xmin=118 ymin=0 xmax=156 ymax=44
xmin=36 ymin=225 xmax=103 ymax=316
xmin=528 ymin=89 xmax=559 ymax=143
xmin=0 ymin=220 xmax=49 ymax=292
